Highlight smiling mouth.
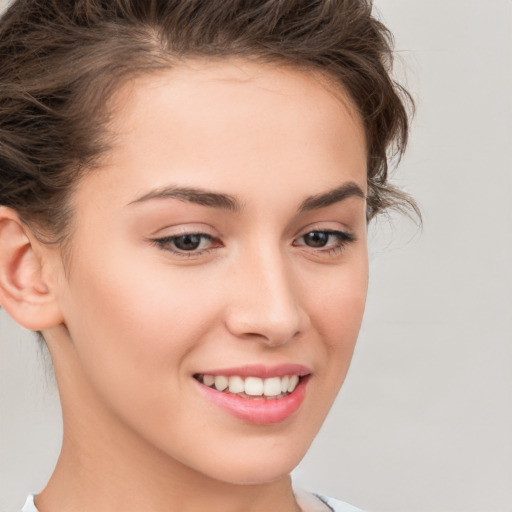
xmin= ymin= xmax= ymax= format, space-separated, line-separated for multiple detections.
xmin=194 ymin=374 xmax=305 ymax=399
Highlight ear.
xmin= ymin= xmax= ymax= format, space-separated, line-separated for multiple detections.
xmin=0 ymin=207 xmax=64 ymax=330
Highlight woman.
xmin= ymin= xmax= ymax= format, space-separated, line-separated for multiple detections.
xmin=0 ymin=1 xmax=415 ymax=511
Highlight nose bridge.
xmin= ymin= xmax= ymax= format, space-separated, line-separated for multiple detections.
xmin=225 ymin=243 xmax=306 ymax=345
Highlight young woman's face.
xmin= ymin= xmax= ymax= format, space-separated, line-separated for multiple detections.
xmin=50 ymin=60 xmax=368 ymax=485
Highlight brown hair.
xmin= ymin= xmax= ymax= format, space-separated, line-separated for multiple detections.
xmin=0 ymin=0 xmax=417 ymax=243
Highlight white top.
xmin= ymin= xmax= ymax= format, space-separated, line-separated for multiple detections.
xmin=22 ymin=492 xmax=364 ymax=512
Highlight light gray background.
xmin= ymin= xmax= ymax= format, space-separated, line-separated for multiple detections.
xmin=1 ymin=1 xmax=511 ymax=511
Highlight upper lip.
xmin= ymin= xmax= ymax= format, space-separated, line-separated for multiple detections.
xmin=194 ymin=364 xmax=311 ymax=379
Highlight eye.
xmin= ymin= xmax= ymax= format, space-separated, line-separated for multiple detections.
xmin=295 ymin=229 xmax=354 ymax=253
xmin=302 ymin=231 xmax=331 ymax=248
xmin=152 ymin=233 xmax=219 ymax=255
xmin=171 ymin=233 xmax=209 ymax=251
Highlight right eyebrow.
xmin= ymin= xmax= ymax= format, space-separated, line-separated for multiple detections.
xmin=128 ymin=186 xmax=241 ymax=212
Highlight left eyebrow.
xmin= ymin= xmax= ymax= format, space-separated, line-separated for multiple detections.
xmin=298 ymin=182 xmax=366 ymax=212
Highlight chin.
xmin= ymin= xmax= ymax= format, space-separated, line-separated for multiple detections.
xmin=209 ymin=461 xmax=298 ymax=486
xmin=186 ymin=438 xmax=311 ymax=486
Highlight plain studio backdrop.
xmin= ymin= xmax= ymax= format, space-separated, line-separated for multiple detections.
xmin=1 ymin=1 xmax=511 ymax=511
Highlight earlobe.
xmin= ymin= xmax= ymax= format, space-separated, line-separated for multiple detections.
xmin=0 ymin=207 xmax=64 ymax=331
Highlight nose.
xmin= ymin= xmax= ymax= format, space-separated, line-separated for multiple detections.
xmin=224 ymin=248 xmax=309 ymax=347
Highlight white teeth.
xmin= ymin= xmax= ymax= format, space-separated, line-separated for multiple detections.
xmin=203 ymin=375 xmax=215 ymax=387
xmin=280 ymin=375 xmax=289 ymax=393
xmin=214 ymin=375 xmax=229 ymax=391
xmin=287 ymin=375 xmax=299 ymax=393
xmin=263 ymin=377 xmax=282 ymax=397
xmin=244 ymin=376 xmax=264 ymax=396
xmin=228 ymin=376 xmax=245 ymax=394
xmin=201 ymin=374 xmax=303 ymax=397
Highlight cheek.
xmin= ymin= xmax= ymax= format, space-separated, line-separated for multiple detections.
xmin=310 ymin=254 xmax=368 ymax=342
xmin=60 ymin=250 xmax=221 ymax=409
xmin=304 ymin=253 xmax=368 ymax=398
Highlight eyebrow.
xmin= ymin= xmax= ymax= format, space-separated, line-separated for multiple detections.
xmin=129 ymin=186 xmax=240 ymax=211
xmin=129 ymin=181 xmax=366 ymax=212
xmin=298 ymin=182 xmax=366 ymax=212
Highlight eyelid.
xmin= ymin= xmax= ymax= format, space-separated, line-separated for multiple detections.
xmin=293 ymin=229 xmax=354 ymax=245
xmin=294 ymin=221 xmax=354 ymax=240
xmin=150 ymin=222 xmax=219 ymax=238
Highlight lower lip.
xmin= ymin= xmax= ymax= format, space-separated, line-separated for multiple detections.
xmin=195 ymin=377 xmax=309 ymax=425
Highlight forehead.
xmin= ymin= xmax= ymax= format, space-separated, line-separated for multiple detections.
xmin=78 ymin=59 xmax=367 ymax=210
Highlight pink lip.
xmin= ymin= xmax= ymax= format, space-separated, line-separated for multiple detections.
xmin=194 ymin=374 xmax=310 ymax=425
xmin=195 ymin=364 xmax=311 ymax=379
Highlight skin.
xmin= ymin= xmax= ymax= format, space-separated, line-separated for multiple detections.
xmin=0 ymin=60 xmax=368 ymax=512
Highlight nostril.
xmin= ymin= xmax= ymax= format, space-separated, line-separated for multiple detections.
xmin=225 ymin=320 xmax=303 ymax=347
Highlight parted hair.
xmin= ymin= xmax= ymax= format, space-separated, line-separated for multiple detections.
xmin=0 ymin=0 xmax=416 ymax=241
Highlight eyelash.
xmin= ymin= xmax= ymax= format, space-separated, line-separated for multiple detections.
xmin=151 ymin=233 xmax=218 ymax=258
xmin=293 ymin=229 xmax=355 ymax=256
xmin=151 ymin=229 xmax=355 ymax=258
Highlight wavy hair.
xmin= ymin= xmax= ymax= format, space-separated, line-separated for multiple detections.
xmin=0 ymin=0 xmax=418 ymax=243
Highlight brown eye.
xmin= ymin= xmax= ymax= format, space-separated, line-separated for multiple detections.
xmin=295 ymin=229 xmax=355 ymax=254
xmin=152 ymin=233 xmax=216 ymax=255
xmin=172 ymin=234 xmax=204 ymax=251
xmin=303 ymin=231 xmax=329 ymax=248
